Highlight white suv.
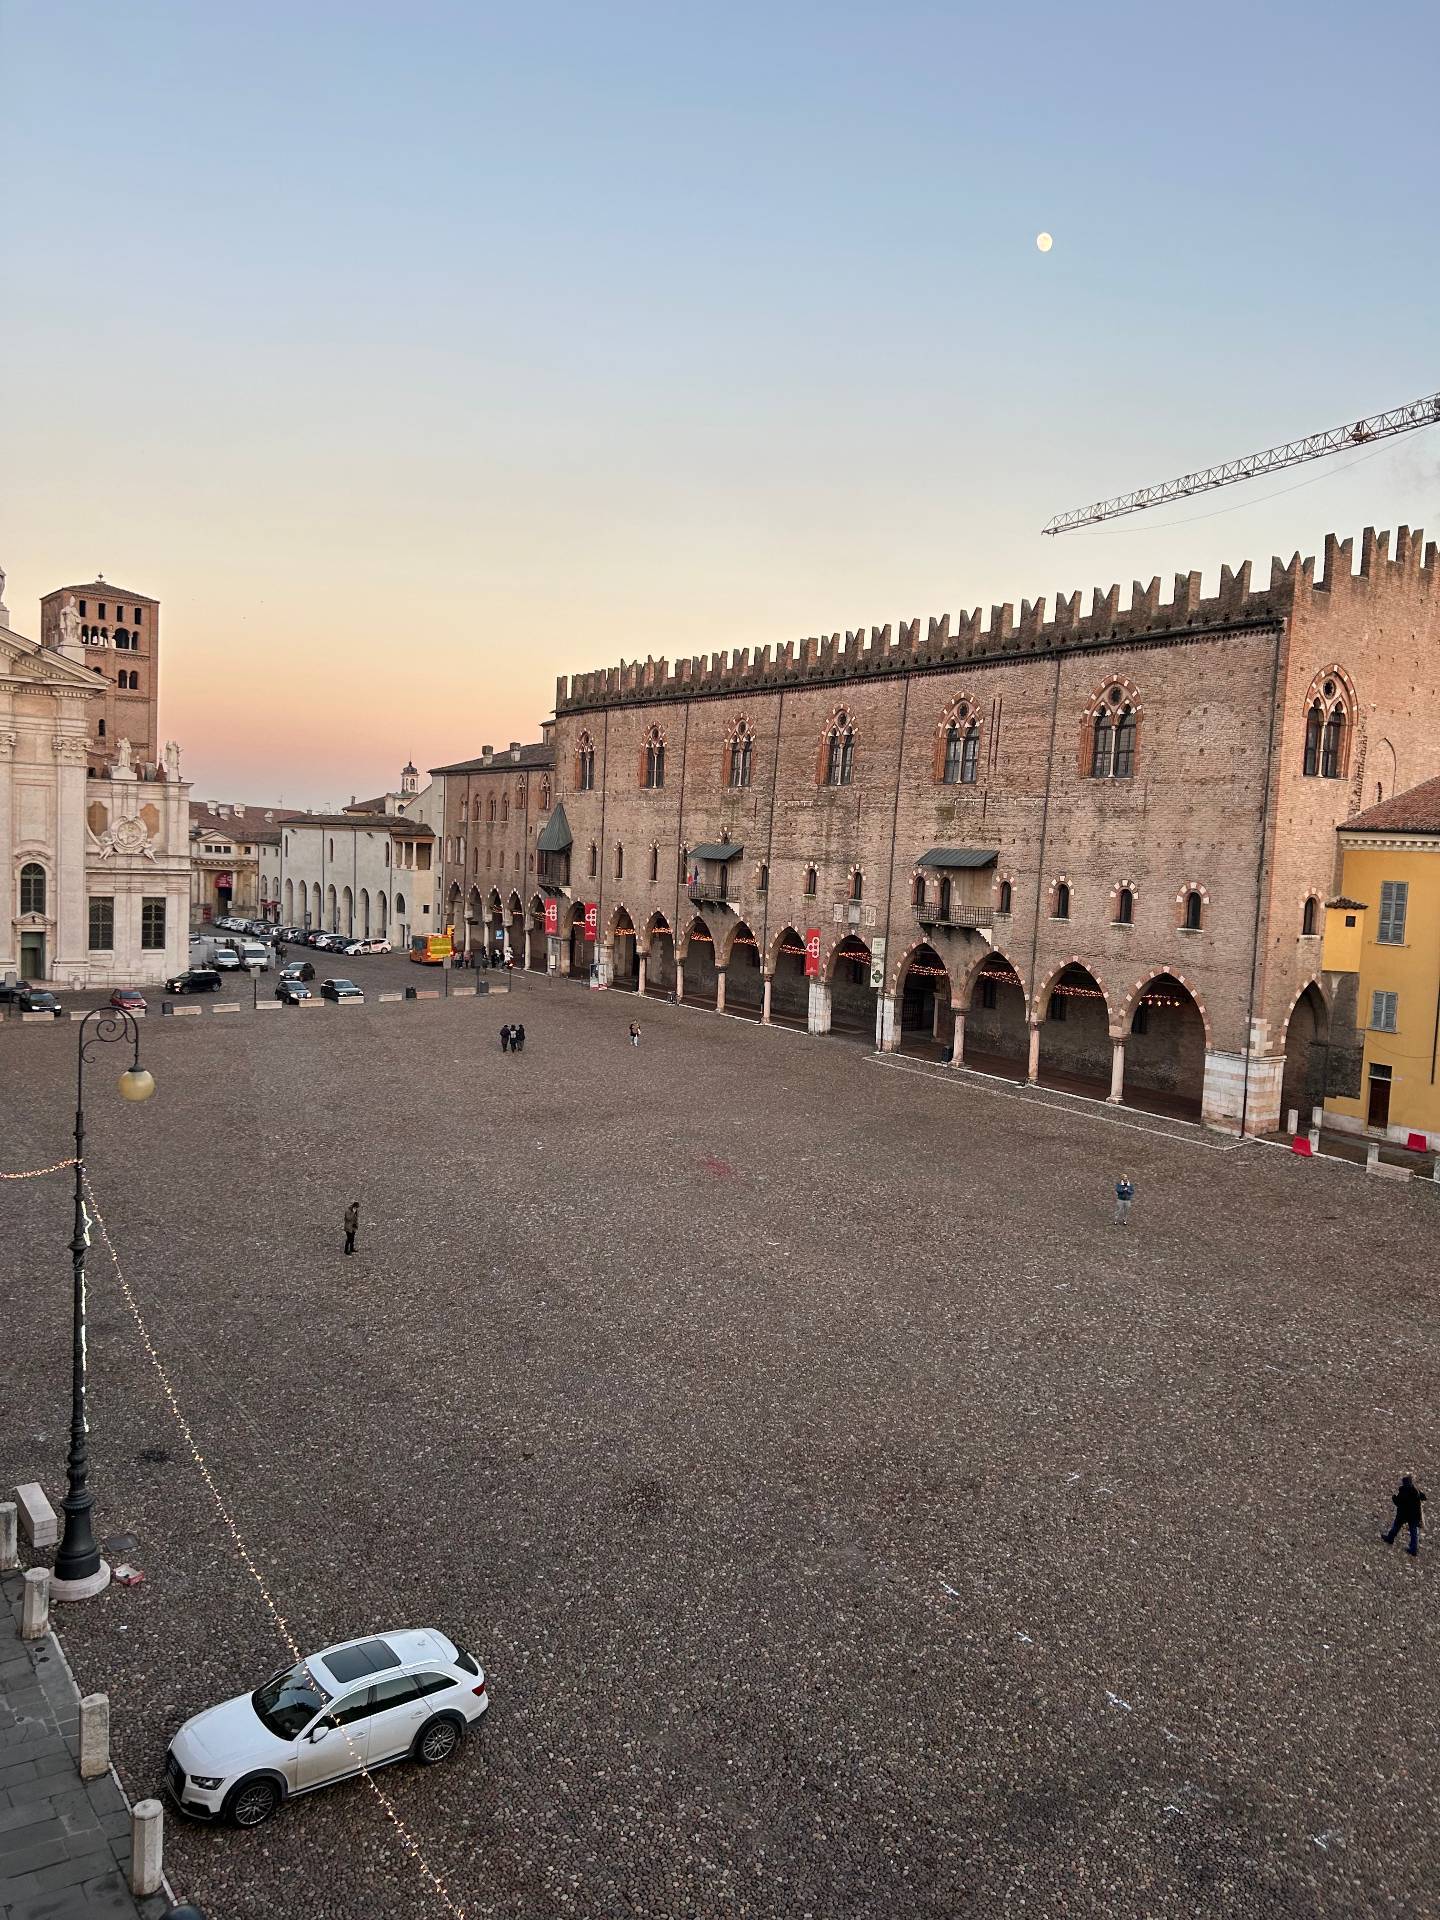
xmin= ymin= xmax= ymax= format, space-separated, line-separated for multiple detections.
xmin=165 ymin=1629 xmax=488 ymax=1827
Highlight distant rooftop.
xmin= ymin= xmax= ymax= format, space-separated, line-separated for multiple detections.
xmin=1340 ymin=774 xmax=1440 ymax=837
xmin=431 ymin=740 xmax=553 ymax=775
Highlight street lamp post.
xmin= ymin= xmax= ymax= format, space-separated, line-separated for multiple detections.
xmin=51 ymin=1009 xmax=155 ymax=1603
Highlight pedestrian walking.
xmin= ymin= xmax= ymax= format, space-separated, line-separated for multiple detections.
xmin=500 ymin=1023 xmax=511 ymax=1053
xmin=514 ymin=1023 xmax=526 ymax=1053
xmin=1384 ymin=1474 xmax=1427 ymax=1556
xmin=628 ymin=1021 xmax=641 ymax=1047
xmin=343 ymin=1198 xmax=360 ymax=1256
xmin=1114 ymin=1174 xmax=1135 ymax=1225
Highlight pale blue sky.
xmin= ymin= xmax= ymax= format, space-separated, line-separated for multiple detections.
xmin=3 ymin=1 xmax=1436 ymax=802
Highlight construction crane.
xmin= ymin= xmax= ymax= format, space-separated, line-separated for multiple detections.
xmin=1042 ymin=388 xmax=1440 ymax=535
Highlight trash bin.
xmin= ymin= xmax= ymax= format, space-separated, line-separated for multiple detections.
xmin=404 ymin=985 xmax=417 ymax=1000
xmin=474 ymin=978 xmax=489 ymax=995
xmin=160 ymin=1002 xmax=174 ymax=1016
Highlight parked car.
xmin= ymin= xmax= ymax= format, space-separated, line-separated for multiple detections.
xmin=16 ymin=988 xmax=63 ymax=1017
xmin=212 ymin=949 xmax=242 ymax=971
xmin=279 ymin=961 xmax=315 ymax=983
xmin=165 ymin=1630 xmax=487 ymax=1828
xmin=320 ymin=978 xmax=363 ymax=1002
xmin=0 ymin=978 xmax=34 ymax=1005
xmin=165 ymin=968 xmax=222 ymax=995
xmin=359 ymin=938 xmax=392 ymax=954
xmin=275 ymin=980 xmax=312 ymax=1005
xmin=109 ymin=987 xmax=147 ymax=1013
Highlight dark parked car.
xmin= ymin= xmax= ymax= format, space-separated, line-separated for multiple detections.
xmin=16 ymin=988 xmax=63 ymax=1017
xmin=0 ymin=978 xmax=34 ymax=1005
xmin=275 ymin=980 xmax=312 ymax=1005
xmin=165 ymin=968 xmax=222 ymax=995
xmin=279 ymin=960 xmax=315 ymax=982
xmin=109 ymin=987 xmax=148 ymax=1013
xmin=320 ymin=978 xmax=363 ymax=1002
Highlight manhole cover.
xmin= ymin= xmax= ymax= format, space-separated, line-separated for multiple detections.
xmin=103 ymin=1533 xmax=139 ymax=1554
xmin=137 ymin=1447 xmax=170 ymax=1465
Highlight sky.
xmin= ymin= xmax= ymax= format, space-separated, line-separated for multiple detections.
xmin=3 ymin=0 xmax=1437 ymax=807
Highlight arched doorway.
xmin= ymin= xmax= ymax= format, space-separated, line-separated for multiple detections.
xmin=325 ymin=883 xmax=338 ymax=931
xmin=377 ymin=890 xmax=389 ymax=937
xmin=447 ymin=883 xmax=463 ymax=949
xmin=610 ymin=908 xmax=639 ymax=990
xmin=897 ymin=944 xmax=953 ymax=1058
xmin=568 ymin=899 xmax=594 ymax=979
xmin=682 ymin=917 xmax=719 ymax=1006
xmin=283 ymin=878 xmax=294 ymax=921
xmin=310 ymin=882 xmax=322 ymax=930
xmin=723 ymin=921 xmax=763 ymax=1017
xmin=644 ymin=913 xmax=675 ymax=996
xmin=1121 ymin=973 xmax=1208 ymax=1119
xmin=827 ymin=935 xmax=874 ymax=1040
xmin=341 ymin=886 xmax=354 ymax=938
xmin=528 ymin=895 xmax=548 ymax=972
xmin=1281 ymin=981 xmax=1331 ymax=1124
xmin=464 ymin=886 xmax=482 ymax=956
xmin=962 ymin=953 xmax=1029 ymax=1080
xmin=359 ymin=888 xmax=371 ymax=937
xmin=769 ymin=926 xmax=809 ymax=1027
xmin=1036 ymin=963 xmax=1111 ymax=1099
xmin=508 ymin=891 xmax=525 ymax=965
xmin=486 ymin=889 xmax=504 ymax=962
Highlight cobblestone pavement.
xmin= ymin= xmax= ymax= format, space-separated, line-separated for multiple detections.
xmin=0 ymin=1576 xmax=170 ymax=1920
xmin=2 ymin=979 xmax=1437 ymax=1919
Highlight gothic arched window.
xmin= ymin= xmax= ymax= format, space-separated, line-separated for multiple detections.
xmin=959 ymin=724 xmax=979 ymax=785
xmin=823 ymin=711 xmax=854 ymax=786
xmin=1302 ymin=896 xmax=1318 ymax=936
xmin=1089 ymin=686 xmax=1138 ymax=780
xmin=642 ymin=726 xmax=666 ymax=790
xmin=1183 ymin=889 xmax=1203 ymax=930
xmin=1116 ymin=887 xmax=1134 ymax=926
xmin=942 ymin=723 xmax=963 ymax=784
xmin=1321 ymin=706 xmax=1345 ymax=779
xmin=997 ymin=878 xmax=1012 ymax=915
xmin=726 ymin=721 xmax=753 ymax=789
xmin=576 ymin=734 xmax=595 ymax=792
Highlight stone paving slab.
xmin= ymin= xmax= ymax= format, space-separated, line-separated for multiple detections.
xmin=0 ymin=1577 xmax=171 ymax=1920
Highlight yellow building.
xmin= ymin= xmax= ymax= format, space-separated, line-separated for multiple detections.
xmin=1324 ymin=775 xmax=1440 ymax=1147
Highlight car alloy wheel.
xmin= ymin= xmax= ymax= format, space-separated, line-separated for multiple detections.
xmin=417 ymin=1719 xmax=460 ymax=1764
xmin=230 ymin=1778 xmax=280 ymax=1827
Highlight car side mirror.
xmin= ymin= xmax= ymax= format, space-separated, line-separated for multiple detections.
xmin=308 ymin=1722 xmax=331 ymax=1743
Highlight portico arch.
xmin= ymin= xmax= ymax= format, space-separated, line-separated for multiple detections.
xmin=825 ymin=934 xmax=874 ymax=1040
xmin=1116 ymin=970 xmax=1210 ymax=1119
xmin=643 ymin=911 xmax=675 ymax=996
xmin=1034 ymin=961 xmax=1112 ymax=1099
xmin=359 ymin=887 xmax=371 ymax=937
xmin=720 ymin=920 xmax=763 ymax=1017
xmin=610 ymin=905 xmax=639 ymax=990
xmin=528 ymin=893 xmax=548 ymax=971
xmin=341 ymin=885 xmax=354 ymax=938
xmin=1280 ymin=978 xmax=1331 ymax=1124
xmin=679 ymin=915 xmax=719 ymax=1006
xmin=894 ymin=942 xmax=953 ymax=1058
xmin=767 ymin=925 xmax=809 ymax=1027
xmin=959 ymin=950 xmax=1029 ymax=1080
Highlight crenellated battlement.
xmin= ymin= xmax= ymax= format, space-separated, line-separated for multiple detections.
xmin=555 ymin=524 xmax=1438 ymax=713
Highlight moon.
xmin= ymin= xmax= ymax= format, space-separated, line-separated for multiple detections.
xmin=1036 ymin=232 xmax=1053 ymax=252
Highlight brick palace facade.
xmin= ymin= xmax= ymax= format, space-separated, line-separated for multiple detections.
xmin=438 ymin=524 xmax=1440 ymax=1133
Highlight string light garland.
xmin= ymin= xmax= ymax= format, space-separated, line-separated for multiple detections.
xmin=1 ymin=1158 xmax=79 ymax=1180
xmin=81 ymin=1173 xmax=471 ymax=1920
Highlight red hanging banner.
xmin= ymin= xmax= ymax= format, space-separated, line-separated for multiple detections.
xmin=544 ymin=899 xmax=559 ymax=937
xmin=584 ymin=902 xmax=599 ymax=942
xmin=804 ymin=928 xmax=821 ymax=978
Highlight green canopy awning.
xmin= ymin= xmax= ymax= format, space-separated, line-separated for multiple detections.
xmin=916 ymin=846 xmax=998 ymax=869
xmin=691 ymin=841 xmax=743 ymax=862
xmin=536 ymin=804 xmax=573 ymax=853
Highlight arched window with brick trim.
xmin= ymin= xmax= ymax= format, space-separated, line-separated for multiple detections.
xmin=1321 ymin=706 xmax=1345 ymax=779
xmin=1302 ymin=671 xmax=1355 ymax=780
xmin=1303 ymin=703 xmax=1323 ymax=776
xmin=488 ymin=795 xmax=497 ymax=823
xmin=577 ymin=735 xmax=596 ymax=792
xmin=1087 ymin=683 xmax=1140 ymax=780
xmin=1183 ymin=889 xmax=1203 ymax=930
xmin=641 ymin=725 xmax=666 ymax=790
xmin=850 ymin=869 xmax=863 ymax=902
xmin=959 ymin=723 xmax=979 ymax=784
xmin=615 ymin=843 xmax=624 ymax=879
xmin=912 ymin=872 xmax=926 ymax=909
xmin=997 ymin=877 xmax=1012 ymax=915
xmin=501 ymin=793 xmax=509 ymax=823
xmin=1115 ymin=886 xmax=1134 ymax=926
xmin=588 ymin=842 xmax=598 ymax=878
xmin=1301 ymin=896 xmax=1318 ymax=936
xmin=540 ymin=777 xmax=551 ymax=809
xmin=803 ymin=863 xmax=818 ymax=897
xmin=942 ymin=721 xmax=963 ymax=784
xmin=1052 ymin=880 xmax=1070 ymax=920
xmin=821 ymin=710 xmax=855 ymax=787
xmin=724 ymin=718 xmax=753 ymax=789
xmin=649 ymin=843 xmax=659 ymax=882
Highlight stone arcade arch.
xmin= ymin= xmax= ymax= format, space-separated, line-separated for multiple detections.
xmin=1280 ymin=979 xmax=1331 ymax=1126
xmin=1034 ymin=961 xmax=1112 ymax=1100
xmin=1116 ymin=972 xmax=1210 ymax=1119
xmin=377 ymin=890 xmax=389 ymax=937
xmin=324 ymin=883 xmax=337 ymax=931
xmin=283 ymin=878 xmax=294 ymax=922
xmin=721 ymin=920 xmax=764 ymax=1018
xmin=824 ymin=934 xmax=875 ymax=1039
xmin=609 ymin=906 xmax=639 ymax=990
xmin=768 ymin=926 xmax=810 ymax=1027
xmin=465 ymin=886 xmax=483 ymax=956
xmin=310 ymin=882 xmax=322 ymax=930
xmin=508 ymin=890 xmax=525 ymax=965
xmin=528 ymin=894 xmax=548 ymax=972
xmin=486 ymin=888 xmax=504 ymax=959
xmin=679 ymin=916 xmax=719 ymax=1007
xmin=895 ymin=942 xmax=953 ymax=1058
xmin=447 ymin=883 xmax=463 ymax=948
xmin=643 ymin=912 xmax=675 ymax=996
xmin=341 ymin=885 xmax=354 ymax=938
xmin=359 ymin=888 xmax=371 ymax=938
xmin=959 ymin=951 xmax=1030 ymax=1080
xmin=567 ymin=897 xmax=594 ymax=978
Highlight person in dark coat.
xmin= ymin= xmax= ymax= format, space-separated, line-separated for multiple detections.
xmin=629 ymin=1021 xmax=641 ymax=1047
xmin=500 ymin=1023 xmax=511 ymax=1053
xmin=514 ymin=1023 xmax=526 ymax=1053
xmin=1114 ymin=1174 xmax=1135 ymax=1225
xmin=343 ymin=1199 xmax=359 ymax=1256
xmin=1384 ymin=1474 xmax=1426 ymax=1556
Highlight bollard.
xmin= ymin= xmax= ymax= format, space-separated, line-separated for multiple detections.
xmin=1286 ymin=1107 xmax=1299 ymax=1135
xmin=1366 ymin=1142 xmax=1381 ymax=1173
xmin=0 ymin=1501 xmax=16 ymax=1571
xmin=79 ymin=1693 xmax=110 ymax=1779
xmin=130 ymin=1798 xmax=164 ymax=1897
xmin=21 ymin=1566 xmax=49 ymax=1640
xmin=1307 ymin=1127 xmax=1320 ymax=1154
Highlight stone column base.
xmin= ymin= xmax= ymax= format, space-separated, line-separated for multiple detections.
xmin=1201 ymin=1049 xmax=1285 ymax=1135
xmin=51 ymin=1561 xmax=111 ymax=1603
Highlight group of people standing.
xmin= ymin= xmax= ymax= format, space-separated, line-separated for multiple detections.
xmin=500 ymin=1022 xmax=526 ymax=1053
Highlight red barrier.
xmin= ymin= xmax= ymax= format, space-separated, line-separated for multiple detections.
xmin=1291 ymin=1135 xmax=1313 ymax=1156
xmin=1405 ymin=1131 xmax=1428 ymax=1153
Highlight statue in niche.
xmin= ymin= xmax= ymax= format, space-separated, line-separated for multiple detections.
xmin=164 ymin=740 xmax=182 ymax=779
xmin=116 ymin=736 xmax=133 ymax=772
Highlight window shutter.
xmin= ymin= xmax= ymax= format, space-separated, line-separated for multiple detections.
xmin=1378 ymin=881 xmax=1408 ymax=944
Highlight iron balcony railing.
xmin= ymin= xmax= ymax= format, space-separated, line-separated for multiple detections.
xmin=915 ymin=901 xmax=993 ymax=929
xmin=687 ymin=879 xmax=732 ymax=906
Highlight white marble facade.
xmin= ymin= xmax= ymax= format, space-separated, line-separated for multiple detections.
xmin=2 ymin=591 xmax=190 ymax=989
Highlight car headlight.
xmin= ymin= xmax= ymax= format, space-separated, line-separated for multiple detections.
xmin=190 ymin=1775 xmax=224 ymax=1791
